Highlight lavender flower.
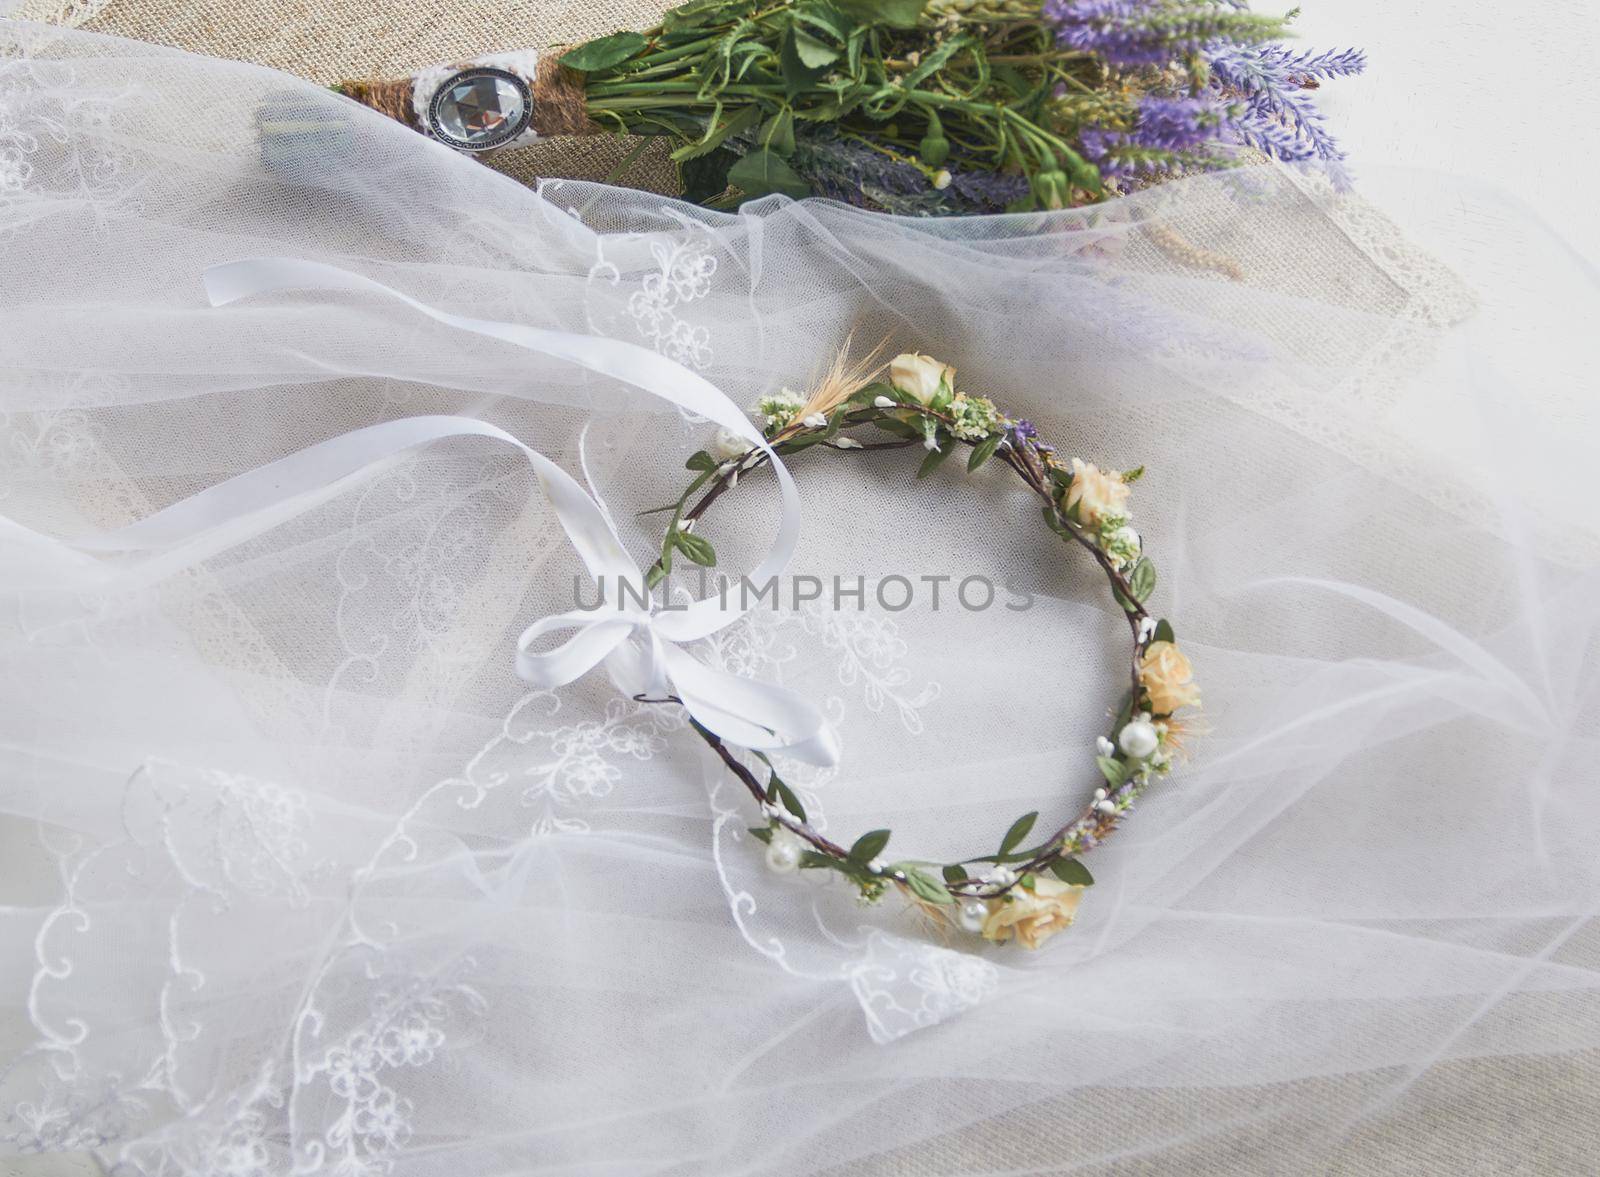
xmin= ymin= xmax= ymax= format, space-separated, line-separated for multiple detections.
xmin=787 ymin=134 xmax=1027 ymax=215
xmin=1045 ymin=0 xmax=1284 ymax=68
xmin=1207 ymin=43 xmax=1367 ymax=165
xmin=1081 ymin=95 xmax=1229 ymax=178
xmin=948 ymin=168 xmax=1032 ymax=213
xmin=1007 ymin=419 xmax=1056 ymax=455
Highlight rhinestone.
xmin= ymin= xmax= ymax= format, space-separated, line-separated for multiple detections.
xmin=428 ymin=68 xmax=531 ymax=151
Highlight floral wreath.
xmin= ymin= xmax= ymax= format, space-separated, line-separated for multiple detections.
xmin=643 ymin=351 xmax=1202 ymax=949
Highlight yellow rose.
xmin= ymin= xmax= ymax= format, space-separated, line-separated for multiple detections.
xmin=980 ymin=877 xmax=1086 ymax=949
xmin=1064 ymin=458 xmax=1130 ymax=528
xmin=1138 ymin=640 xmax=1201 ymax=715
xmin=888 ymin=353 xmax=954 ymax=405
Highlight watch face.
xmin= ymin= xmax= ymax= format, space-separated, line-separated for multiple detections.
xmin=426 ymin=67 xmax=533 ymax=152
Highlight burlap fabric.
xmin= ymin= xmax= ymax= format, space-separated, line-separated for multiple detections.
xmin=3 ymin=3 xmax=1597 ymax=1175
xmin=15 ymin=0 xmax=681 ymax=193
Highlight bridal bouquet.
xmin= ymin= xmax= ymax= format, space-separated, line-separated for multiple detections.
xmin=335 ymin=0 xmax=1364 ymax=212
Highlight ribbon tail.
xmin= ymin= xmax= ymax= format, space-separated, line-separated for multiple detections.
xmin=660 ymin=643 xmax=840 ymax=768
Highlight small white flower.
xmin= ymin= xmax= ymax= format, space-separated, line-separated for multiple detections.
xmin=873 ymin=395 xmax=895 ymax=409
xmin=708 ymin=426 xmax=752 ymax=462
xmin=982 ymin=865 xmax=1017 ymax=887
xmin=676 ymin=518 xmax=694 ymax=532
xmin=867 ymin=857 xmax=887 ymax=875
xmin=923 ymin=435 xmax=940 ymax=452
xmin=1096 ymin=736 xmax=1116 ymax=758
xmin=834 ymin=437 xmax=863 ymax=449
xmin=933 ymin=169 xmax=952 ymax=190
xmin=802 ymin=412 xmax=828 ymax=429
xmin=1137 ymin=615 xmax=1158 ymax=643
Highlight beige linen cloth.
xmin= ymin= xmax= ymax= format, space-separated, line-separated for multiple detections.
xmin=3 ymin=1 xmax=1597 ymax=1175
xmin=15 ymin=0 xmax=683 ymax=194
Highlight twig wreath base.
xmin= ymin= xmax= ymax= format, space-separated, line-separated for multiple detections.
xmin=647 ymin=351 xmax=1201 ymax=949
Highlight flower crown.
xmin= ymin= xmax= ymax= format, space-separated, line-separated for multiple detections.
xmin=642 ymin=351 xmax=1202 ymax=949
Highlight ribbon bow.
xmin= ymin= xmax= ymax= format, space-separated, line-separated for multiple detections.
xmin=55 ymin=259 xmax=839 ymax=766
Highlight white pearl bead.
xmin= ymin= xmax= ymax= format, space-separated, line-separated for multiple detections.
xmin=1095 ymin=799 xmax=1118 ymax=816
xmin=765 ymin=837 xmax=801 ymax=874
xmin=1118 ymin=719 xmax=1161 ymax=760
xmin=957 ymin=898 xmax=989 ymax=934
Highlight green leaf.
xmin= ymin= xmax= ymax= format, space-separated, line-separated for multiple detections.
xmin=1153 ymin=618 xmax=1175 ymax=645
xmin=1128 ymin=557 xmax=1157 ymax=603
xmin=770 ymin=778 xmax=807 ymax=822
xmin=798 ymin=850 xmax=842 ymax=871
xmin=760 ymin=107 xmax=796 ymax=156
xmin=685 ymin=450 xmax=716 ymax=472
xmin=791 ymin=26 xmax=840 ymax=68
xmin=873 ymin=416 xmax=922 ymax=440
xmin=664 ymin=0 xmax=742 ymax=30
xmin=846 ymin=25 xmax=867 ymax=76
xmin=671 ymin=530 xmax=717 ymax=566
xmin=847 ymin=828 xmax=891 ymax=865
xmin=727 ymin=147 xmax=812 ymax=200
xmin=1096 ymin=755 xmax=1128 ymax=787
xmin=967 ymin=434 xmax=1001 ymax=472
xmin=671 ymin=103 xmax=762 ymax=162
xmin=917 ymin=441 xmax=951 ymax=478
xmin=794 ymin=1 xmax=853 ymax=40
xmin=748 ymin=826 xmax=774 ymax=844
xmin=1111 ymin=688 xmax=1137 ymax=733
xmin=1049 ymin=858 xmax=1095 ymax=886
xmin=1042 ymin=504 xmax=1069 ymax=535
xmin=903 ymin=868 xmax=955 ymax=905
xmin=942 ymin=863 xmax=967 ymax=885
xmin=834 ymin=0 xmax=924 ymax=28
xmin=1000 ymin=811 xmax=1038 ymax=856
xmin=560 ymin=31 xmax=649 ymax=72
xmin=781 ymin=27 xmax=836 ymax=94
xmin=645 ymin=561 xmax=668 ymax=590
xmin=776 ymin=431 xmax=829 ymax=452
xmin=902 ymin=33 xmax=968 ymax=90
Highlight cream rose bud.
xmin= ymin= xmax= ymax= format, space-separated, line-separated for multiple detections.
xmin=1138 ymin=640 xmax=1201 ymax=716
xmin=888 ymin=352 xmax=954 ymax=404
xmin=708 ymin=427 xmax=752 ymax=462
xmin=980 ymin=876 xmax=1086 ymax=949
xmin=1064 ymin=458 xmax=1131 ymax=528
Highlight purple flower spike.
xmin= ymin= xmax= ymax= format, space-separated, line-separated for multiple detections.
xmin=1207 ymin=42 xmax=1367 ymax=165
xmin=1082 ymin=95 xmax=1228 ymax=178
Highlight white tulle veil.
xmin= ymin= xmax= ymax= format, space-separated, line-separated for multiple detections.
xmin=2 ymin=15 xmax=1599 ymax=1175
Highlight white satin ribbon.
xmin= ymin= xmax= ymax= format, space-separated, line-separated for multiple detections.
xmin=59 ymin=258 xmax=839 ymax=766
